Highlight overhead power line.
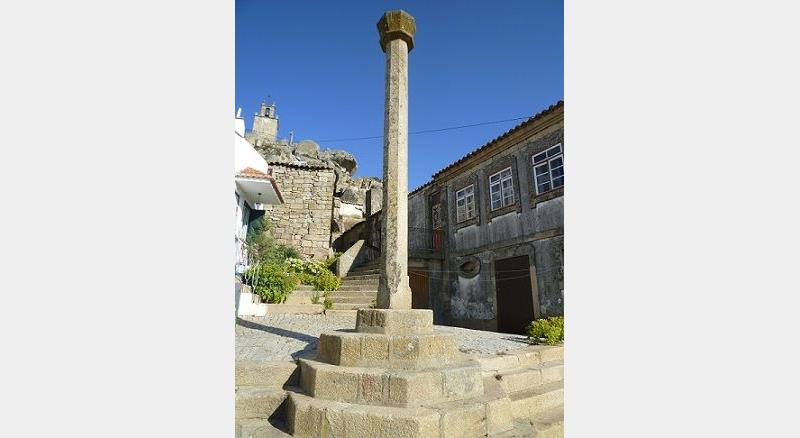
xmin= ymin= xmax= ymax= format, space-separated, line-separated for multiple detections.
xmin=316 ymin=115 xmax=533 ymax=143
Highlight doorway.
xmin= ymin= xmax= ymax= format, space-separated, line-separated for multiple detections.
xmin=494 ymin=255 xmax=535 ymax=334
xmin=409 ymin=269 xmax=430 ymax=309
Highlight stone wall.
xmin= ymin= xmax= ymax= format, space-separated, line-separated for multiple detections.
xmin=262 ymin=163 xmax=336 ymax=259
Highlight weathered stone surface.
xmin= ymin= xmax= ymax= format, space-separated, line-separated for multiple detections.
xmin=508 ymin=381 xmax=564 ymax=419
xmin=235 ymin=387 xmax=287 ymax=420
xmin=261 ymin=164 xmax=336 ymax=260
xmin=433 ymin=399 xmax=487 ymax=438
xmin=235 ymin=361 xmax=299 ymax=388
xmin=293 ymin=139 xmax=320 ymax=157
xmin=479 ymin=376 xmax=514 ymax=429
xmin=320 ymin=149 xmax=358 ymax=174
xmin=288 ymin=391 xmax=440 ymax=438
xmin=377 ymin=10 xmax=416 ymax=52
xmin=298 ymin=358 xmax=483 ymax=407
xmin=318 ymin=330 xmax=455 ymax=368
xmin=356 ymin=309 xmax=433 ymax=335
xmin=376 ymin=11 xmax=413 ymax=309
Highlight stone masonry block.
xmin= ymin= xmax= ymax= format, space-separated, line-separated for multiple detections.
xmin=437 ymin=400 xmax=487 ymax=438
xmin=235 ymin=361 xmax=299 ymax=388
xmin=361 ymin=334 xmax=389 ymax=362
xmin=318 ymin=331 xmax=455 ymax=368
xmin=389 ymin=336 xmax=420 ymax=361
xmin=288 ymin=392 xmax=440 ymax=438
xmin=388 ymin=369 xmax=443 ymax=406
xmin=318 ymin=332 xmax=361 ymax=365
xmin=235 ymin=387 xmax=286 ymax=420
xmin=359 ymin=371 xmax=389 ymax=404
xmin=342 ymin=404 xmax=440 ymax=438
xmin=442 ymin=363 xmax=484 ymax=400
xmin=356 ymin=309 xmax=433 ymax=335
xmin=299 ymin=359 xmax=359 ymax=402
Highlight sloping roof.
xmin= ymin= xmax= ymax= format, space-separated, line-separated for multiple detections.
xmin=236 ymin=167 xmax=270 ymax=179
xmin=431 ymin=101 xmax=563 ymax=179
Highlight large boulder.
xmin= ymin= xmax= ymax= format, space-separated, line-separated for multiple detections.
xmin=352 ymin=176 xmax=382 ymax=190
xmin=293 ymin=140 xmax=320 ymax=158
xmin=259 ymin=143 xmax=293 ymax=164
xmin=320 ymin=149 xmax=358 ymax=174
xmin=340 ymin=187 xmax=365 ymax=204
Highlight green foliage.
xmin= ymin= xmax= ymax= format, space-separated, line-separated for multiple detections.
xmin=323 ymin=296 xmax=333 ymax=309
xmin=286 ymin=257 xmax=342 ymax=291
xmin=311 ymin=291 xmax=322 ymax=305
xmin=526 ymin=316 xmax=564 ymax=345
xmin=322 ymin=252 xmax=343 ymax=273
xmin=242 ymin=262 xmax=298 ymax=304
xmin=312 ymin=269 xmax=342 ymax=292
xmin=245 ymin=216 xmax=300 ymax=264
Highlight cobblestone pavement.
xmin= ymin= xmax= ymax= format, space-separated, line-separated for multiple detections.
xmin=235 ymin=314 xmax=531 ymax=363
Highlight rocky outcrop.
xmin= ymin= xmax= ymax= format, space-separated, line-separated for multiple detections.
xmin=246 ymin=134 xmax=383 ymax=257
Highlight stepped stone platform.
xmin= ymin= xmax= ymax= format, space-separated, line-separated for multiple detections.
xmin=235 ymin=313 xmax=562 ymax=437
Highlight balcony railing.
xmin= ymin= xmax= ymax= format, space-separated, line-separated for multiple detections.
xmin=409 ymin=227 xmax=443 ymax=255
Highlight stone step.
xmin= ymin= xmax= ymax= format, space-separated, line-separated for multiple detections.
xmin=323 ymin=309 xmax=359 ymax=317
xmin=347 ymin=267 xmax=380 ymax=275
xmin=293 ymin=285 xmax=315 ymax=292
xmin=287 ymin=381 xmax=513 ymax=438
xmin=265 ymin=304 xmax=324 ymax=314
xmin=328 ymin=290 xmax=376 ymax=298
xmin=235 ymin=387 xmax=288 ymax=420
xmin=316 ymin=330 xmax=458 ymax=368
xmin=476 ymin=345 xmax=564 ymax=372
xmin=493 ymin=361 xmax=564 ymax=394
xmin=330 ymin=295 xmax=376 ymax=304
xmin=343 ymin=272 xmax=380 ymax=281
xmin=338 ymin=283 xmax=379 ymax=291
xmin=283 ymin=290 xmax=319 ymax=305
xmin=235 ymin=419 xmax=292 ymax=438
xmin=287 ymin=391 xmax=441 ymax=437
xmin=299 ymin=357 xmax=483 ymax=407
xmin=508 ymin=380 xmax=564 ymax=420
xmin=330 ymin=302 xmax=372 ymax=310
xmin=531 ymin=405 xmax=565 ymax=438
xmin=235 ymin=361 xmax=300 ymax=388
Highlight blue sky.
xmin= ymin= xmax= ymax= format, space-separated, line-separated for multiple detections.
xmin=236 ymin=0 xmax=563 ymax=189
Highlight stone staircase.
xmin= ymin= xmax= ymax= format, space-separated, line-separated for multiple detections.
xmin=329 ymin=261 xmax=379 ymax=310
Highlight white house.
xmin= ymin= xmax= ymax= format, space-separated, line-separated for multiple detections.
xmin=234 ymin=108 xmax=283 ymax=316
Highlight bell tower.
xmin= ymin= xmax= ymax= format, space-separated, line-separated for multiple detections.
xmin=251 ymin=101 xmax=279 ymax=145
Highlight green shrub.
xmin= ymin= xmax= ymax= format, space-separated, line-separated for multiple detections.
xmin=242 ymin=262 xmax=298 ymax=304
xmin=284 ymin=258 xmax=341 ymax=291
xmin=311 ymin=291 xmax=322 ymax=305
xmin=312 ymin=269 xmax=342 ymax=292
xmin=323 ymin=297 xmax=333 ymax=309
xmin=245 ymin=217 xmax=300 ymax=264
xmin=322 ymin=252 xmax=343 ymax=272
xmin=526 ymin=316 xmax=564 ymax=345
xmin=295 ymin=271 xmax=316 ymax=286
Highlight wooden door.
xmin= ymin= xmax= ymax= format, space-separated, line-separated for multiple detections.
xmin=495 ymin=256 xmax=534 ymax=334
xmin=409 ymin=269 xmax=430 ymax=309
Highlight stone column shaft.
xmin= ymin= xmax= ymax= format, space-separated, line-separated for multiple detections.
xmin=376 ymin=11 xmax=416 ymax=309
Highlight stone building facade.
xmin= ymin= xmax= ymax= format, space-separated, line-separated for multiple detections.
xmin=337 ymin=101 xmax=564 ymax=333
xmin=261 ymin=162 xmax=336 ymax=259
xmin=411 ymin=101 xmax=564 ymax=333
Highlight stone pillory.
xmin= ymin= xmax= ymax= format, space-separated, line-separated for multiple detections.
xmin=376 ymin=10 xmax=416 ymax=310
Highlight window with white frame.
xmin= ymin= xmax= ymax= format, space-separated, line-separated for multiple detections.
xmin=533 ymin=143 xmax=564 ymax=194
xmin=455 ymin=184 xmax=476 ymax=222
xmin=489 ymin=167 xmax=515 ymax=211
